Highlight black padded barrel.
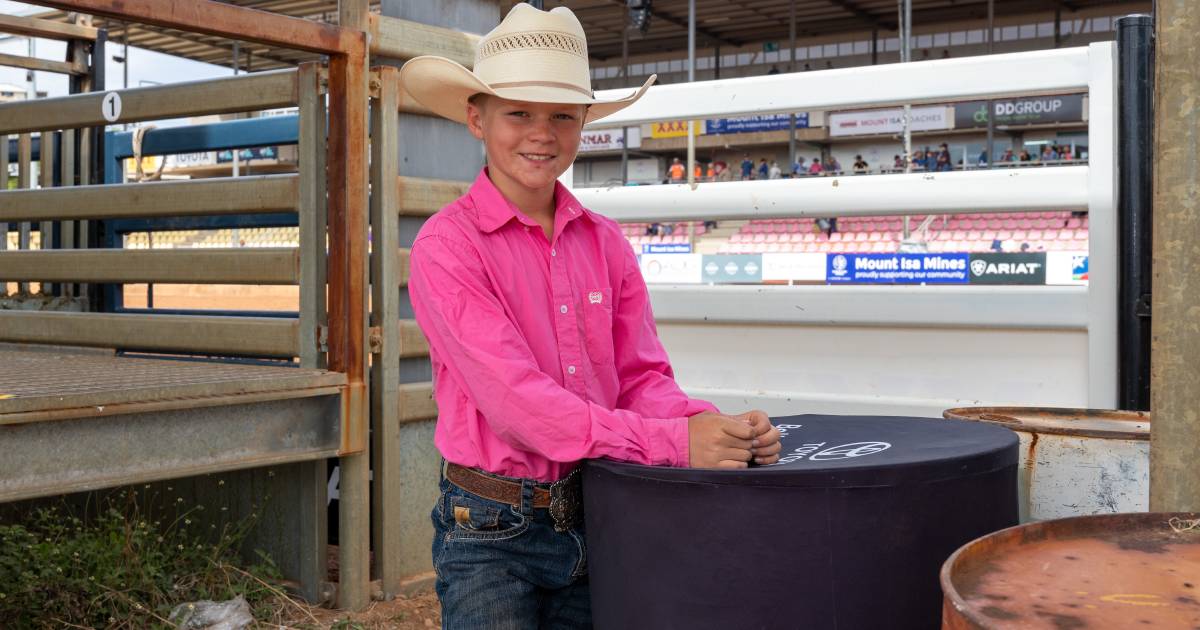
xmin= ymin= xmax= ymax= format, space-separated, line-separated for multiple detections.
xmin=582 ymin=414 xmax=1018 ymax=630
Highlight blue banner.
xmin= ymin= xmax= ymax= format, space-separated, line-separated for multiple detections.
xmin=826 ymin=253 xmax=969 ymax=284
xmin=705 ymin=114 xmax=808 ymax=135
xmin=642 ymin=243 xmax=692 ymax=254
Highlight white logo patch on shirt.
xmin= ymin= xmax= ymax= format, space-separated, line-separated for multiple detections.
xmin=588 ymin=291 xmax=603 ymax=305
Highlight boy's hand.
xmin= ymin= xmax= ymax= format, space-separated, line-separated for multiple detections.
xmin=731 ymin=410 xmax=782 ymax=465
xmin=687 ymin=412 xmax=756 ymax=469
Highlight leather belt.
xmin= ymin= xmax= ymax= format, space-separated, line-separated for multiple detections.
xmin=446 ymin=462 xmax=553 ymax=508
xmin=445 ymin=463 xmax=584 ymax=532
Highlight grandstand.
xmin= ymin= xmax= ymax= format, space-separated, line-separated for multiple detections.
xmin=121 ymin=226 xmax=301 ymax=249
xmin=621 ymin=211 xmax=1089 ymax=255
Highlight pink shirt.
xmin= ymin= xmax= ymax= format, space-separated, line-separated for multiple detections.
xmin=409 ymin=168 xmax=718 ymax=482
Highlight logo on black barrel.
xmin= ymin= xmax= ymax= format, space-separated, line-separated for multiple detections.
xmin=808 ymin=442 xmax=892 ymax=461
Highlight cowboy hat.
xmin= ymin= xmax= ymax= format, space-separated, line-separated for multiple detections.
xmin=399 ymin=3 xmax=655 ymax=125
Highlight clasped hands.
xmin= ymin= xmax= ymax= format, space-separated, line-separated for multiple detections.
xmin=688 ymin=410 xmax=782 ymax=469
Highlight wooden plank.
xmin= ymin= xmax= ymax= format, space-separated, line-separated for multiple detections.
xmin=0 ymin=69 xmax=299 ymax=135
xmin=399 ymin=318 xmax=428 ymax=358
xmin=369 ymin=14 xmax=479 ymax=69
xmin=298 ymin=62 xmax=324 ymax=370
xmin=17 ymin=133 xmax=31 ymax=294
xmin=0 ymin=174 xmax=299 ymax=222
xmin=0 ymin=13 xmax=98 ymax=41
xmin=37 ymin=133 xmax=55 ymax=295
xmin=397 ymin=381 xmax=437 ymax=423
xmin=0 ymin=310 xmax=299 ymax=358
xmin=397 ymin=175 xmax=470 ymax=217
xmin=369 ymin=65 xmax=404 ymax=597
xmin=0 ymin=51 xmax=86 ymax=75
xmin=0 ymin=248 xmax=300 ymax=284
xmin=25 ymin=1 xmax=356 ymax=55
xmin=396 ymin=247 xmax=410 ymax=287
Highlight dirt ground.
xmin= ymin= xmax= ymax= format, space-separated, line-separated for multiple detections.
xmin=285 ymin=590 xmax=443 ymax=629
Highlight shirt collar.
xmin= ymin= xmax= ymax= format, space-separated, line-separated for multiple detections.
xmin=469 ymin=167 xmax=594 ymax=234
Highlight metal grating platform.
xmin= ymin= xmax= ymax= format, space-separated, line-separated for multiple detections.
xmin=0 ymin=350 xmax=346 ymax=422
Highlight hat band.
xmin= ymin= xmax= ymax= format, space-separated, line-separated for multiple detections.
xmin=489 ymin=80 xmax=593 ymax=98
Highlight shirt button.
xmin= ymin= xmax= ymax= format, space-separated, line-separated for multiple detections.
xmin=551 ymin=248 xmax=557 ymax=256
xmin=560 ymin=304 xmax=568 ymax=314
xmin=567 ymin=365 xmax=576 ymax=375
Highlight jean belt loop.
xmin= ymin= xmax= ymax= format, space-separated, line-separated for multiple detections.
xmin=519 ymin=478 xmax=536 ymax=516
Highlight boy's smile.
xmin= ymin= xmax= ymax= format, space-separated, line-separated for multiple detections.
xmin=467 ymin=96 xmax=587 ymax=220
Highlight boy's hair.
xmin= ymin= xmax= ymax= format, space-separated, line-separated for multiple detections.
xmin=467 ymin=93 xmax=489 ymax=107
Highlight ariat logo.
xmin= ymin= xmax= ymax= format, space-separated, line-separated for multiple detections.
xmin=588 ymin=291 xmax=603 ymax=305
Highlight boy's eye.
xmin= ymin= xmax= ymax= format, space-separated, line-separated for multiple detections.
xmin=507 ymin=111 xmax=530 ymax=118
xmin=553 ymin=113 xmax=577 ymax=121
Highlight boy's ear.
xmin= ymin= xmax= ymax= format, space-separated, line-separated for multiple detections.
xmin=465 ymin=101 xmax=486 ymax=141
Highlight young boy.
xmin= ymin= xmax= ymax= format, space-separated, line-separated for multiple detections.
xmin=399 ymin=5 xmax=781 ymax=628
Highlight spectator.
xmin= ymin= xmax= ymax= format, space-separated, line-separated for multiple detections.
xmin=757 ymin=158 xmax=769 ymax=180
xmin=1019 ymin=150 xmax=1032 ymax=162
xmin=694 ymin=162 xmax=703 ymax=181
xmin=793 ymin=157 xmax=806 ymax=176
xmin=715 ymin=160 xmax=733 ymax=182
xmin=645 ymin=222 xmax=661 ymax=236
xmin=809 ymin=157 xmax=824 ymax=175
xmin=911 ymin=150 xmax=926 ymax=171
xmin=893 ymin=154 xmax=904 ymax=171
xmin=1061 ymin=146 xmax=1073 ymax=161
xmin=977 ymin=149 xmax=989 ymax=167
xmin=769 ymin=160 xmax=782 ymax=179
xmin=1019 ymin=242 xmax=1031 ymax=252
xmin=668 ymin=157 xmax=685 ymax=183
xmin=826 ymin=156 xmax=842 ymax=173
xmin=1001 ymin=148 xmax=1014 ymax=162
xmin=990 ymin=238 xmax=1003 ymax=252
xmin=705 ymin=162 xmax=715 ymax=181
xmin=662 ymin=222 xmax=674 ymax=236
xmin=740 ymin=154 xmax=754 ymax=180
xmin=935 ymin=151 xmax=952 ymax=172
xmin=852 ymin=154 xmax=869 ymax=174
xmin=1041 ymin=145 xmax=1058 ymax=161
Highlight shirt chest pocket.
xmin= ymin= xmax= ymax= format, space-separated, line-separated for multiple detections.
xmin=579 ymin=287 xmax=614 ymax=366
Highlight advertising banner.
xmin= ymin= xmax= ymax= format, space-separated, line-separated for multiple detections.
xmin=649 ymin=120 xmax=706 ymax=138
xmin=967 ymin=253 xmax=1047 ymax=285
xmin=826 ymin=253 xmax=969 ymax=284
xmin=954 ymin=95 xmax=1085 ymax=128
xmin=829 ymin=106 xmax=952 ymax=137
xmin=1046 ymin=251 xmax=1089 ymax=285
xmin=579 ymin=127 xmax=642 ymax=152
xmin=640 ymin=253 xmax=703 ymax=284
xmin=642 ymin=243 xmax=692 ymax=254
xmin=701 ymin=254 xmax=763 ymax=284
xmin=761 ymin=253 xmax=827 ymax=282
xmin=706 ymin=114 xmax=809 ymax=135
xmin=217 ymin=146 xmax=278 ymax=162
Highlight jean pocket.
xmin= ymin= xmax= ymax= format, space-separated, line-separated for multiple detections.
xmin=580 ymin=287 xmax=614 ymax=366
xmin=445 ymin=494 xmax=529 ymax=542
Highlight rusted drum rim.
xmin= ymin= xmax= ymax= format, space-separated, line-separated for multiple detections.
xmin=940 ymin=512 xmax=1200 ymax=629
xmin=942 ymin=406 xmax=1150 ymax=440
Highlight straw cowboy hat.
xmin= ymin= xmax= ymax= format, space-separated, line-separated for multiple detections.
xmin=399 ymin=3 xmax=656 ymax=125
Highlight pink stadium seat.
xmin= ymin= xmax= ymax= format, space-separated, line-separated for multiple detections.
xmin=967 ymin=230 xmax=983 ymax=241
xmin=936 ymin=231 xmax=952 ymax=241
xmin=854 ymin=232 xmax=869 ymax=242
xmin=753 ymin=234 xmax=766 ymax=243
xmin=717 ymin=244 xmax=732 ymax=254
xmin=766 ymin=243 xmax=782 ymax=253
xmin=1066 ymin=218 xmax=1083 ymax=229
xmin=987 ymin=220 xmax=1003 ymax=230
xmin=1017 ymin=219 xmax=1033 ymax=230
xmin=801 ymin=233 xmax=816 ymax=243
xmin=830 ymin=233 xmax=844 ymax=242
xmin=867 ymin=232 xmax=883 ymax=242
xmin=766 ymin=233 xmax=780 ymax=243
xmin=752 ymin=243 xmax=768 ymax=253
xmin=871 ymin=242 xmax=889 ymax=253
xmin=830 ymin=242 xmax=846 ymax=252
xmin=951 ymin=230 xmax=967 ymax=240
xmin=789 ymin=233 xmax=803 ymax=243
xmin=1033 ymin=219 xmax=1051 ymax=230
xmin=1073 ymin=229 xmax=1088 ymax=241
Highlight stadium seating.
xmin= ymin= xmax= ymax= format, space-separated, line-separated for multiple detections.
xmin=622 ymin=211 xmax=1088 ymax=255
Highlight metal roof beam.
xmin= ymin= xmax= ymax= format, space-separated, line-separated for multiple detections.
xmin=825 ymin=0 xmax=897 ymax=31
xmin=605 ymin=0 xmax=741 ymax=48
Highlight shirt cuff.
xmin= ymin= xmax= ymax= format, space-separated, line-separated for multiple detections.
xmin=665 ymin=415 xmax=690 ymax=467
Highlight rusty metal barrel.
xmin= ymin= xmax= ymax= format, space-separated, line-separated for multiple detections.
xmin=943 ymin=407 xmax=1149 ymax=522
xmin=941 ymin=511 xmax=1200 ymax=629
xmin=583 ymin=414 xmax=1019 ymax=630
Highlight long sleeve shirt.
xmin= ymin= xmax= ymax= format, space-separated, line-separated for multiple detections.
xmin=409 ymin=168 xmax=718 ymax=482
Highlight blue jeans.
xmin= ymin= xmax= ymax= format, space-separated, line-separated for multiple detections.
xmin=431 ymin=476 xmax=591 ymax=629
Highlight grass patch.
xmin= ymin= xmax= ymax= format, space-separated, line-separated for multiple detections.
xmin=0 ymin=487 xmax=292 ymax=629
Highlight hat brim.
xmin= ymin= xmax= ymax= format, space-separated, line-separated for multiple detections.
xmin=399 ymin=55 xmax=655 ymax=125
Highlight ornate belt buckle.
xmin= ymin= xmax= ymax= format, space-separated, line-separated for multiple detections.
xmin=549 ymin=468 xmax=583 ymax=533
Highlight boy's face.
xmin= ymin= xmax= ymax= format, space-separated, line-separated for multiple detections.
xmin=467 ymin=96 xmax=586 ymax=197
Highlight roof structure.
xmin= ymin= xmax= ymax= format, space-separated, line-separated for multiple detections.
xmin=503 ymin=0 xmax=1146 ymax=60
xmin=21 ymin=0 xmax=1145 ymax=68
